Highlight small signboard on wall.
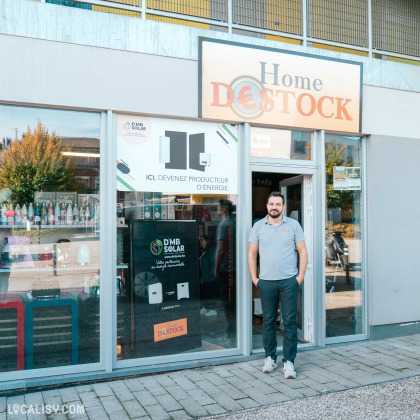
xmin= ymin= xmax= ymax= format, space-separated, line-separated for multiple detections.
xmin=333 ymin=166 xmax=361 ymax=190
xmin=347 ymin=167 xmax=362 ymax=190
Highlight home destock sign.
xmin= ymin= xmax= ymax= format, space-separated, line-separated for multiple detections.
xmin=199 ymin=38 xmax=363 ymax=133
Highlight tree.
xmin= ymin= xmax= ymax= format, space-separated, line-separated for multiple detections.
xmin=0 ymin=121 xmax=81 ymax=204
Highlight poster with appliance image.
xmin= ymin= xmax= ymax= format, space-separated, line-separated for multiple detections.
xmin=346 ymin=167 xmax=361 ymax=190
xmin=116 ymin=115 xmax=238 ymax=194
xmin=130 ymin=220 xmax=201 ymax=357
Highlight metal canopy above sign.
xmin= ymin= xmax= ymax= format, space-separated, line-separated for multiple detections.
xmin=199 ymin=38 xmax=363 ymax=133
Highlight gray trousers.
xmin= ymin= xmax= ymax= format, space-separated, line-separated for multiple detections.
xmin=257 ymin=276 xmax=299 ymax=363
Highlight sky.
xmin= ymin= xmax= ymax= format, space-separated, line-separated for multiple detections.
xmin=0 ymin=105 xmax=101 ymax=140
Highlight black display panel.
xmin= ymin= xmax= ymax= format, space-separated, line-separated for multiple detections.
xmin=189 ymin=133 xmax=205 ymax=172
xmin=130 ymin=220 xmax=201 ymax=357
xmin=165 ymin=131 xmax=187 ymax=170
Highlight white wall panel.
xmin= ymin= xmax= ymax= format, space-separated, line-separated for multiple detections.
xmin=367 ymin=135 xmax=420 ymax=325
xmin=0 ymin=34 xmax=197 ymax=117
xmin=363 ymin=85 xmax=420 ymax=139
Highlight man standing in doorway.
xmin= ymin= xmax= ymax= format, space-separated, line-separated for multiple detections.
xmin=248 ymin=191 xmax=308 ymax=378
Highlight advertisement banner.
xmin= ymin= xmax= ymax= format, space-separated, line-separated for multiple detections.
xmin=333 ymin=166 xmax=361 ymax=190
xmin=200 ymin=38 xmax=363 ymax=133
xmin=117 ymin=115 xmax=238 ymax=194
xmin=131 ymin=220 xmax=201 ymax=356
xmin=346 ymin=167 xmax=362 ymax=190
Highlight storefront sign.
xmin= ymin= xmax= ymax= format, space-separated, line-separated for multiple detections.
xmin=333 ymin=166 xmax=361 ymax=190
xmin=117 ymin=115 xmax=238 ymax=194
xmin=199 ymin=38 xmax=363 ymax=133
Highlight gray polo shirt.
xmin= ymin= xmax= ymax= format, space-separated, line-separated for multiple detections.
xmin=249 ymin=215 xmax=305 ymax=280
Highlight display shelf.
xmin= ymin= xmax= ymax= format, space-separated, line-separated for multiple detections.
xmin=25 ymin=295 xmax=78 ymax=369
xmin=0 ymin=224 xmax=127 ymax=229
xmin=0 ymin=297 xmax=25 ymax=371
xmin=0 ymin=224 xmax=99 ymax=229
xmin=0 ymin=264 xmax=128 ymax=273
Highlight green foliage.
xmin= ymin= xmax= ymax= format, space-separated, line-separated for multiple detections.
xmin=0 ymin=121 xmax=82 ymax=204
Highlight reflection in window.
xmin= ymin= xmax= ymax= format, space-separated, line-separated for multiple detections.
xmin=250 ymin=127 xmax=312 ymax=160
xmin=0 ymin=105 xmax=101 ymax=371
xmin=325 ymin=134 xmax=364 ymax=337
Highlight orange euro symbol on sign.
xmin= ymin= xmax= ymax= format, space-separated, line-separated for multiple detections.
xmin=154 ymin=318 xmax=188 ymax=342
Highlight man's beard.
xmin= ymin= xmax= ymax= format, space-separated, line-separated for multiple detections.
xmin=269 ymin=209 xmax=282 ymax=218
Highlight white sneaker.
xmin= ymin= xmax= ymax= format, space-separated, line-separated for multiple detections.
xmin=262 ymin=356 xmax=278 ymax=373
xmin=283 ymin=360 xmax=296 ymax=379
xmin=200 ymin=307 xmax=208 ymax=315
xmin=204 ymin=309 xmax=217 ymax=317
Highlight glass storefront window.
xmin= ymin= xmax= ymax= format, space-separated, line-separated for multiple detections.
xmin=116 ymin=192 xmax=237 ymax=359
xmin=250 ymin=127 xmax=312 ymax=160
xmin=325 ymin=134 xmax=364 ymax=337
xmin=0 ymin=105 xmax=101 ymax=371
xmin=116 ymin=116 xmax=238 ymax=359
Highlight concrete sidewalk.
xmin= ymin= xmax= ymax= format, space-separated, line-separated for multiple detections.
xmin=208 ymin=376 xmax=420 ymax=420
xmin=1 ymin=334 xmax=420 ymax=419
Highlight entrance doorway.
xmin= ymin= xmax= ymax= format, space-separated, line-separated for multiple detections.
xmin=251 ymin=171 xmax=313 ymax=352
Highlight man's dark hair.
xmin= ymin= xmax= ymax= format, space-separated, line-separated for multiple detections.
xmin=267 ymin=191 xmax=285 ymax=205
xmin=219 ymin=199 xmax=234 ymax=215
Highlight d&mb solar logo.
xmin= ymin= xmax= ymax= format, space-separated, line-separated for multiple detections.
xmin=150 ymin=239 xmax=163 ymax=255
xmin=123 ymin=121 xmax=147 ymax=130
xmin=150 ymin=238 xmax=185 ymax=255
